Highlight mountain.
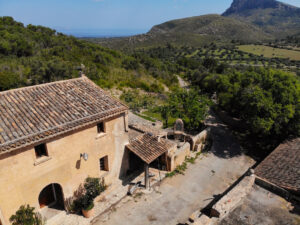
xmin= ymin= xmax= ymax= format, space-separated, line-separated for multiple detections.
xmin=91 ymin=14 xmax=272 ymax=49
xmin=223 ymin=0 xmax=300 ymax=38
xmin=87 ymin=0 xmax=300 ymax=49
xmin=148 ymin=14 xmax=270 ymax=41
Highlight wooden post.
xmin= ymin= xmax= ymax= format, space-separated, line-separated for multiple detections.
xmin=144 ymin=163 xmax=149 ymax=189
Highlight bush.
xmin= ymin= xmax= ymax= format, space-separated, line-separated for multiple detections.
xmin=0 ymin=71 xmax=23 ymax=91
xmin=73 ymin=177 xmax=106 ymax=212
xmin=10 ymin=205 xmax=45 ymax=225
xmin=84 ymin=177 xmax=106 ymax=200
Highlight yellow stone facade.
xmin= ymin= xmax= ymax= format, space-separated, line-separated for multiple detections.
xmin=0 ymin=113 xmax=129 ymax=225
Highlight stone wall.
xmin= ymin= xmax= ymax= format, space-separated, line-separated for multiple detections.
xmin=191 ymin=128 xmax=210 ymax=151
xmin=212 ymin=175 xmax=255 ymax=218
xmin=193 ymin=175 xmax=255 ymax=225
xmin=168 ymin=143 xmax=190 ymax=171
xmin=0 ymin=114 xmax=129 ymax=225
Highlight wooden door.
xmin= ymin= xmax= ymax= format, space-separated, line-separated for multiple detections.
xmin=39 ymin=185 xmax=55 ymax=208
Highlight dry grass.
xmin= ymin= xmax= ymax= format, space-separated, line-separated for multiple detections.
xmin=238 ymin=45 xmax=300 ymax=61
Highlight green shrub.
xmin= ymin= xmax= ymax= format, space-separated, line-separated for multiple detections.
xmin=75 ymin=177 xmax=107 ymax=212
xmin=84 ymin=177 xmax=106 ymax=200
xmin=10 ymin=205 xmax=45 ymax=225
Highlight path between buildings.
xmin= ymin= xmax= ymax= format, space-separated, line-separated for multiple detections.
xmin=91 ymin=111 xmax=255 ymax=225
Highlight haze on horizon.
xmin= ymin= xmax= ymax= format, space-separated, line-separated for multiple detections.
xmin=1 ymin=0 xmax=300 ymax=36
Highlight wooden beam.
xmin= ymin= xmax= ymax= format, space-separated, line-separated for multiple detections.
xmin=144 ymin=163 xmax=149 ymax=189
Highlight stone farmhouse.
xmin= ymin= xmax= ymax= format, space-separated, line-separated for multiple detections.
xmin=0 ymin=76 xmax=208 ymax=225
xmin=0 ymin=76 xmax=130 ymax=225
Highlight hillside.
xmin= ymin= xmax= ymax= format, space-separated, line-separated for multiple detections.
xmin=0 ymin=17 xmax=177 ymax=92
xmin=148 ymin=14 xmax=270 ymax=42
xmin=90 ymin=14 xmax=272 ymax=49
xmin=223 ymin=0 xmax=300 ymax=38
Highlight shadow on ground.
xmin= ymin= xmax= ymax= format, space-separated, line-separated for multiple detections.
xmin=290 ymin=202 xmax=300 ymax=216
xmin=205 ymin=110 xmax=244 ymax=159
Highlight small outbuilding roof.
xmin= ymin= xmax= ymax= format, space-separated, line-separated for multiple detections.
xmin=255 ymin=138 xmax=300 ymax=194
xmin=126 ymin=133 xmax=176 ymax=164
xmin=0 ymin=76 xmax=128 ymax=154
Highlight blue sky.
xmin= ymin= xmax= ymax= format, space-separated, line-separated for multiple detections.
xmin=1 ymin=0 xmax=300 ymax=36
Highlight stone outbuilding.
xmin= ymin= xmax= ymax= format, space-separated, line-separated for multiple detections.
xmin=126 ymin=133 xmax=176 ymax=188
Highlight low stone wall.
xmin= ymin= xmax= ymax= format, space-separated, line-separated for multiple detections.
xmin=192 ymin=175 xmax=255 ymax=225
xmin=190 ymin=128 xmax=210 ymax=151
xmin=167 ymin=128 xmax=210 ymax=172
xmin=212 ymin=175 xmax=255 ymax=218
xmin=169 ymin=143 xmax=190 ymax=171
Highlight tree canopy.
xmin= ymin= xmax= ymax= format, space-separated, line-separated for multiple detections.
xmin=199 ymin=68 xmax=300 ymax=139
xmin=161 ymin=89 xmax=211 ymax=131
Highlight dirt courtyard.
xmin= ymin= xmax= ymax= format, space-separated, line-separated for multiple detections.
xmin=91 ymin=113 xmax=255 ymax=225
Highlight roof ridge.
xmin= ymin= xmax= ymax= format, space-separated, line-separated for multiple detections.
xmin=0 ymin=76 xmax=84 ymax=95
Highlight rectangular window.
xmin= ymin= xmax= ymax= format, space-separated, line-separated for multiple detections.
xmin=99 ymin=156 xmax=109 ymax=171
xmin=34 ymin=143 xmax=48 ymax=158
xmin=97 ymin=122 xmax=105 ymax=134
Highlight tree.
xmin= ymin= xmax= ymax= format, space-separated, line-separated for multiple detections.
xmin=202 ymin=57 xmax=217 ymax=72
xmin=199 ymin=68 xmax=300 ymax=139
xmin=0 ymin=71 xmax=22 ymax=91
xmin=167 ymin=89 xmax=211 ymax=131
xmin=160 ymin=105 xmax=170 ymax=128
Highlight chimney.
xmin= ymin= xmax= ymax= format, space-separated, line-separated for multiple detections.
xmin=157 ymin=136 xmax=161 ymax=142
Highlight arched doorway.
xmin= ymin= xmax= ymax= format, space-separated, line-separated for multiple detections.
xmin=38 ymin=184 xmax=64 ymax=210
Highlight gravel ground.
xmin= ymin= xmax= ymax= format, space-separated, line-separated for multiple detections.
xmin=128 ymin=112 xmax=162 ymax=129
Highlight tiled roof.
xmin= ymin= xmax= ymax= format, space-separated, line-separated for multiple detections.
xmin=255 ymin=138 xmax=300 ymax=193
xmin=0 ymin=76 xmax=128 ymax=154
xmin=126 ymin=133 xmax=176 ymax=164
xmin=128 ymin=129 xmax=142 ymax=141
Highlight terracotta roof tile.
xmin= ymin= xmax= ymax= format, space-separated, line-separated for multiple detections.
xmin=255 ymin=138 xmax=300 ymax=193
xmin=126 ymin=133 xmax=176 ymax=164
xmin=0 ymin=76 xmax=128 ymax=154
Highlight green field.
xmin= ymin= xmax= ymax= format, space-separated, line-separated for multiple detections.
xmin=238 ymin=45 xmax=300 ymax=61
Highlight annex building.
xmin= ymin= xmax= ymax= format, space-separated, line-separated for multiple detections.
xmin=255 ymin=138 xmax=300 ymax=199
